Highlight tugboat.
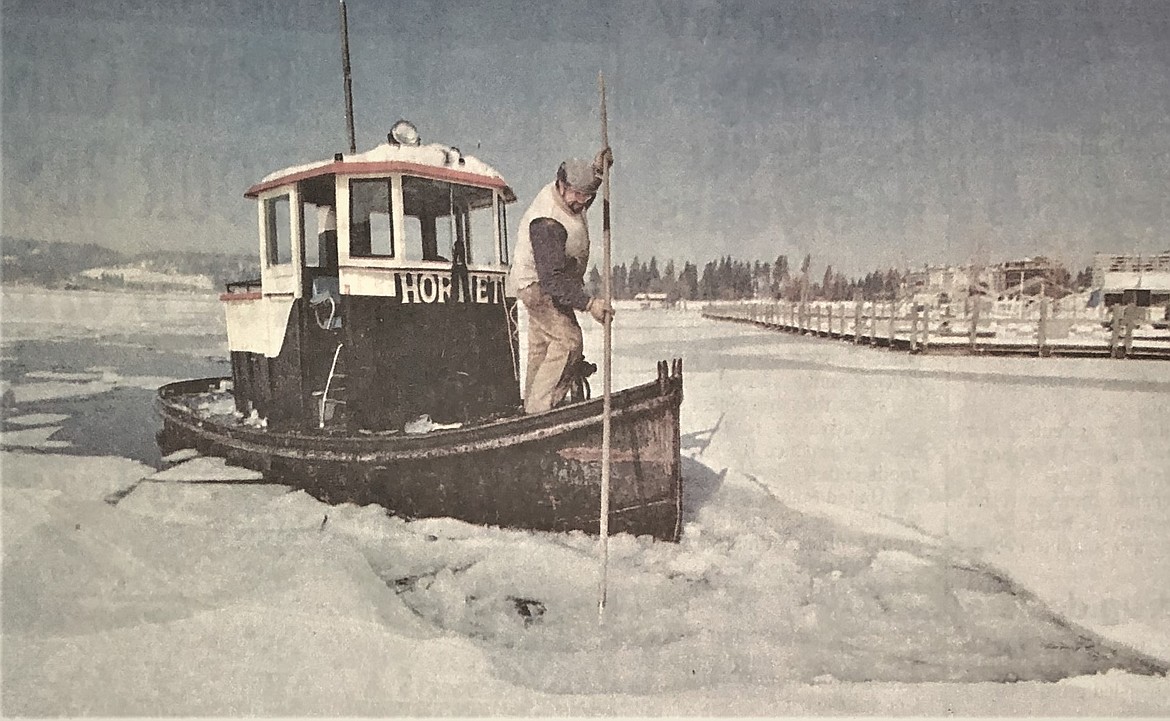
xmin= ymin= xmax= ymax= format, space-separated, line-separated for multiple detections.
xmin=155 ymin=118 xmax=684 ymax=541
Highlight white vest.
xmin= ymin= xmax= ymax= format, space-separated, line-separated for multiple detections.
xmin=507 ymin=182 xmax=590 ymax=295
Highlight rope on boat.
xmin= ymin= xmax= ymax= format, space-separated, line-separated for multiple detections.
xmin=503 ymin=295 xmax=520 ymax=383
xmin=319 ymin=342 xmax=344 ymax=429
xmin=313 ymin=296 xmax=338 ymax=330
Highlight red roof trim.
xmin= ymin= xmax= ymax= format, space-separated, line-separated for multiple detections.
xmin=244 ymin=160 xmax=515 ymax=200
xmin=219 ymin=291 xmax=263 ymax=302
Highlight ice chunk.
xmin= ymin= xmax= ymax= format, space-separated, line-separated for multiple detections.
xmin=161 ymin=448 xmax=200 ymax=463
xmin=5 ymin=412 xmax=71 ymax=426
xmin=144 ymin=457 xmax=264 ymax=483
xmin=404 ymin=414 xmax=463 ymax=434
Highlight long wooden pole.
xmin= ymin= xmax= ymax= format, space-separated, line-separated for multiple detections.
xmin=339 ymin=0 xmax=357 ymax=154
xmin=597 ymin=72 xmax=613 ymax=622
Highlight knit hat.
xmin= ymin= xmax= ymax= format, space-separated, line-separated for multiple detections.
xmin=557 ymin=158 xmax=602 ymax=194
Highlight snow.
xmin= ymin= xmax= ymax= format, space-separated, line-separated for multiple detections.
xmin=2 ymin=288 xmax=1169 ymax=715
xmin=79 ymin=266 xmax=215 ymax=291
xmin=262 ymin=140 xmax=506 ymax=186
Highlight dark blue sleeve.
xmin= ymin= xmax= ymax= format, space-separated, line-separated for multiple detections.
xmin=530 ymin=218 xmax=590 ymax=311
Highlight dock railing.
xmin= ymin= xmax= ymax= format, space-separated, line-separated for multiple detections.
xmin=702 ymin=298 xmax=1170 ymax=360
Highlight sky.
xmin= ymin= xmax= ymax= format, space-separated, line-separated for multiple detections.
xmin=3 ymin=0 xmax=1170 ymax=276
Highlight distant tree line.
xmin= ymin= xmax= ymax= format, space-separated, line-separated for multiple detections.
xmin=2 ymin=237 xmax=258 ymax=290
xmin=587 ymin=254 xmax=1097 ymax=302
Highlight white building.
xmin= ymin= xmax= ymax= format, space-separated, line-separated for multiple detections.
xmin=633 ymin=292 xmax=671 ymax=309
xmin=1093 ymin=252 xmax=1170 ymax=308
xmin=906 ymin=264 xmax=994 ymax=304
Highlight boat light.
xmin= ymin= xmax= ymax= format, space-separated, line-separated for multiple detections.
xmin=389 ymin=119 xmax=420 ymax=146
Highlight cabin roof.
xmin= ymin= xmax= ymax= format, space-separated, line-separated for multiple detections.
xmin=244 ymin=141 xmax=516 ymax=201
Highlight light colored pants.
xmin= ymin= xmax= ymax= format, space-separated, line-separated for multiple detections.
xmin=519 ymin=284 xmax=583 ymax=414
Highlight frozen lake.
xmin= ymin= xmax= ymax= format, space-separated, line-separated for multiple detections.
xmin=601 ymin=308 xmax=1170 ymax=649
xmin=3 ymin=286 xmax=1169 ymax=715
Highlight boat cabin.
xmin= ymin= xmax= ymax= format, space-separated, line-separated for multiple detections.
xmin=222 ymin=121 xmax=521 ymax=432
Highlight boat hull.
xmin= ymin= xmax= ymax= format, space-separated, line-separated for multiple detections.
xmin=155 ymin=361 xmax=684 ymax=541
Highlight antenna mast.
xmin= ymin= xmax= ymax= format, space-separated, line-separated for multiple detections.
xmin=339 ymin=0 xmax=357 ymax=154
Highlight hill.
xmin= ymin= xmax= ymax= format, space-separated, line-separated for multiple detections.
xmin=1 ymin=237 xmax=258 ymax=292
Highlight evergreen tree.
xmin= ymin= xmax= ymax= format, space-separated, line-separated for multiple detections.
xmin=700 ymin=261 xmax=718 ymax=300
xmin=799 ymin=253 xmax=813 ymax=301
xmin=680 ymin=262 xmax=699 ymax=300
xmin=628 ymin=256 xmax=643 ymax=296
xmin=739 ymin=260 xmax=754 ymax=299
xmin=772 ymin=255 xmax=789 ymax=298
xmin=832 ymin=270 xmax=848 ymax=301
xmin=613 ymin=263 xmax=628 ymax=299
xmin=659 ymin=259 xmax=676 ymax=300
xmin=884 ymin=268 xmax=900 ymax=298
xmin=587 ymin=265 xmax=601 ymax=297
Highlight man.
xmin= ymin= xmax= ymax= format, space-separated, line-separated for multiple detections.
xmin=508 ymin=149 xmax=614 ymax=414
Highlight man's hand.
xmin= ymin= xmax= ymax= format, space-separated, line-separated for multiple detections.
xmin=587 ymin=297 xmax=615 ymax=324
xmin=593 ymin=146 xmax=614 ymax=173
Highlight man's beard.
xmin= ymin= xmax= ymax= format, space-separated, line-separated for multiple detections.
xmin=567 ymin=200 xmax=587 ymax=214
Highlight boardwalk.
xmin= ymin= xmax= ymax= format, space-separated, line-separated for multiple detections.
xmin=704 ymin=300 xmax=1170 ymax=360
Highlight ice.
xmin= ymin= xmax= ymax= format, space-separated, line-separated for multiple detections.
xmin=2 ymin=289 xmax=1169 ymax=715
xmin=4 ymin=412 xmax=71 ymax=426
xmin=24 ymin=370 xmax=103 ymax=381
xmin=160 ymin=448 xmax=200 ymax=463
xmin=2 ymin=451 xmax=150 ymax=501
xmin=143 ymin=456 xmax=264 ymax=483
xmin=404 ymin=414 xmax=463 ymax=433
xmin=7 ymin=380 xmax=114 ymax=403
xmin=1 ymin=425 xmax=70 ymax=449
xmin=1 ymin=287 xmax=224 ymax=343
xmin=242 ymin=408 xmax=267 ymax=428
xmin=5 ymin=372 xmax=181 ymax=404
xmin=195 ymin=395 xmax=237 ymax=416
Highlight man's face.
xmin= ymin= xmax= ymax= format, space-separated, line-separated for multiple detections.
xmin=557 ymin=182 xmax=595 ymax=215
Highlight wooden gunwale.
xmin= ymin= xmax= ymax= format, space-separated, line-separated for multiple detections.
xmin=156 ymin=375 xmax=682 ymax=463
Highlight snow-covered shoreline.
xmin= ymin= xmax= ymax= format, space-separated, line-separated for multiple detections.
xmin=3 ymin=287 xmax=1169 ymax=715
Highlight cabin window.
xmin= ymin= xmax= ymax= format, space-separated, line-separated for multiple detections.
xmin=403 ymin=215 xmax=425 ymax=262
xmin=498 ymin=200 xmax=509 ymax=265
xmin=303 ymin=202 xmax=339 ymax=270
xmin=349 ymin=179 xmax=395 ymax=257
xmin=303 ymin=202 xmax=321 ymax=267
xmin=401 ymin=175 xmax=497 ymax=264
xmin=467 ymin=197 xmax=495 ymax=265
xmin=264 ymin=195 xmax=292 ymax=266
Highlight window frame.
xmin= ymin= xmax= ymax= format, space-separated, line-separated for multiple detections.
xmin=337 ymin=172 xmax=508 ymax=271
